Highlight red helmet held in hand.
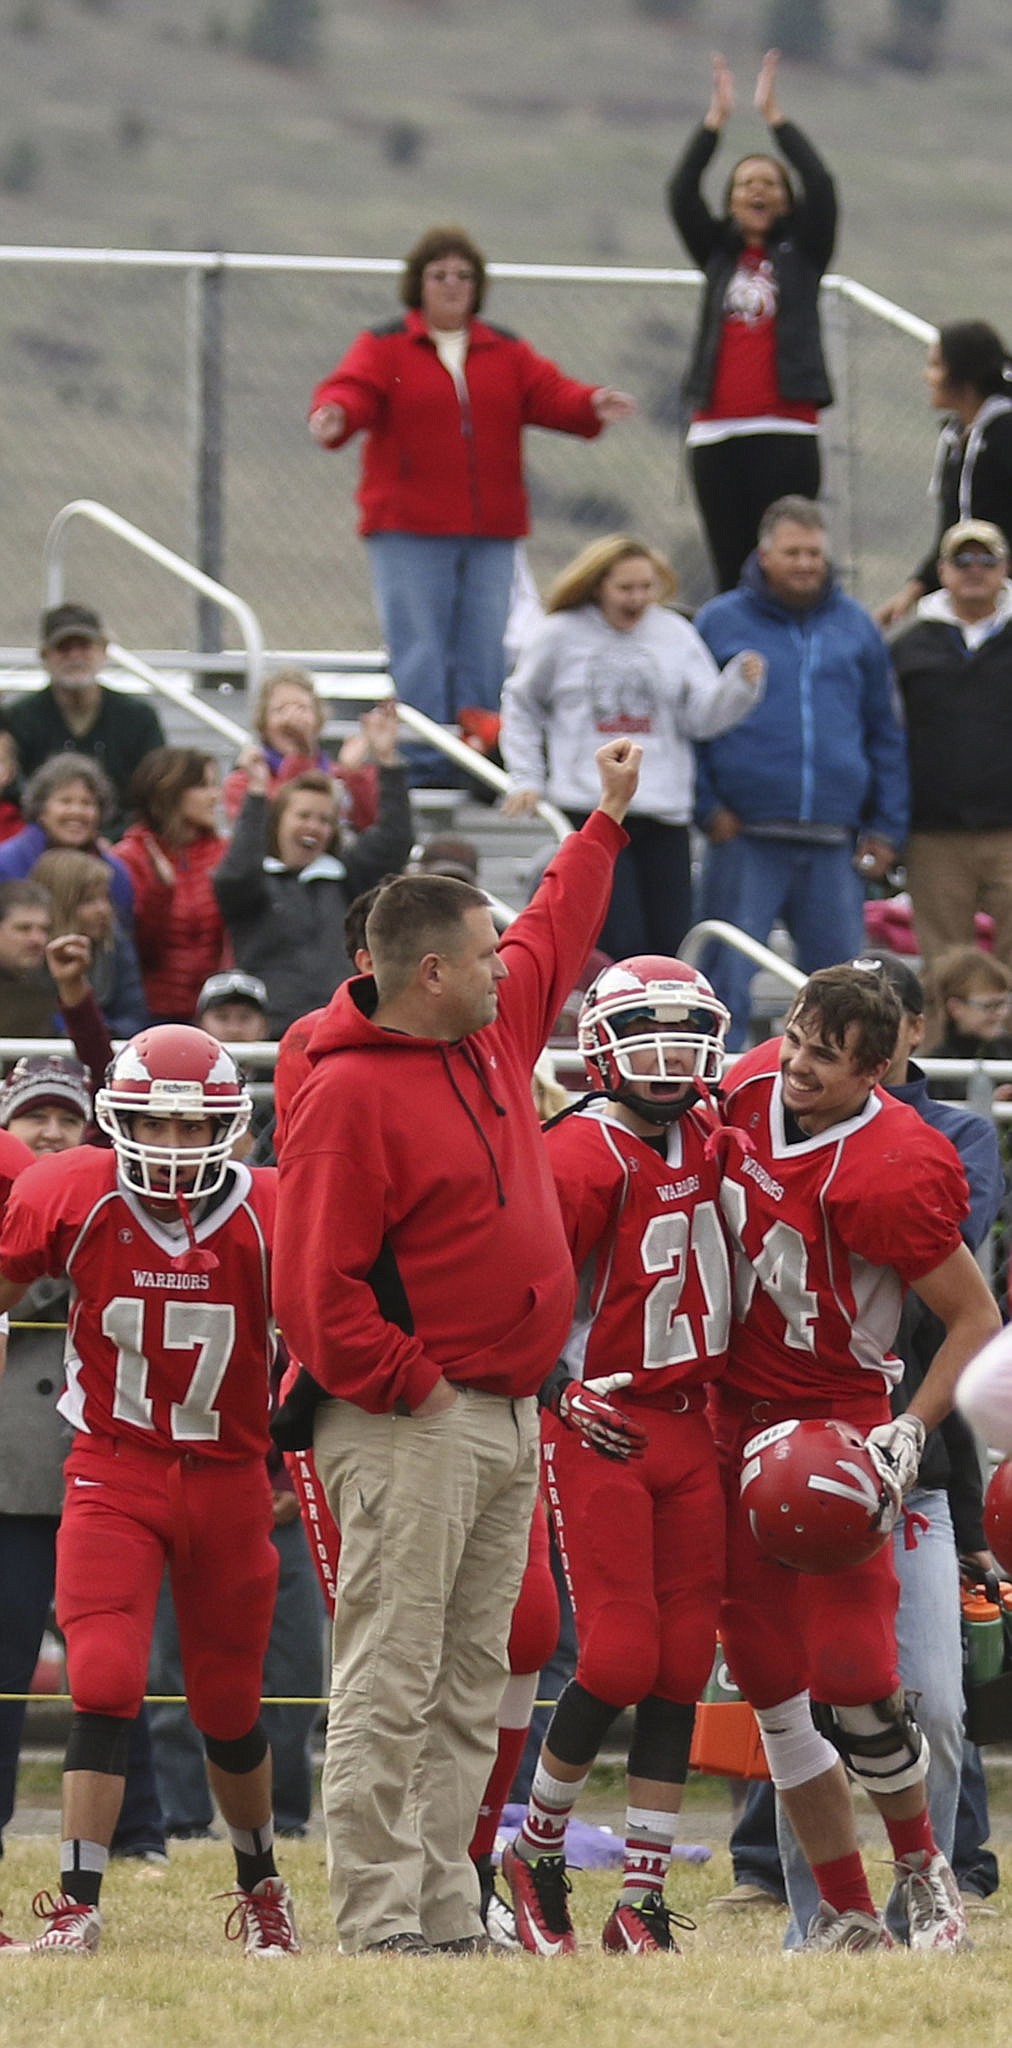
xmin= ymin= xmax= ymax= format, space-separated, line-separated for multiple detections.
xmin=740 ymin=1417 xmax=899 ymax=1574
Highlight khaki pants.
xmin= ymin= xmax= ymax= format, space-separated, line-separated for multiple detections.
xmin=314 ymin=1388 xmax=540 ymax=1952
xmin=906 ymin=829 xmax=1012 ymax=974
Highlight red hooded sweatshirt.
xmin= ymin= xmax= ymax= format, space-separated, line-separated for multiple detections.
xmin=274 ymin=810 xmax=625 ymax=1413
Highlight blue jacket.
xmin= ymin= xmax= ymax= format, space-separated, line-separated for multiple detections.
xmin=887 ymin=1064 xmax=1003 ymax=1255
xmin=0 ymin=822 xmax=135 ymax=928
xmin=694 ymin=555 xmax=909 ymax=846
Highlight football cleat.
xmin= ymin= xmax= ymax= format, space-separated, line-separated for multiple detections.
xmin=28 ymin=1893 xmax=102 ymax=1956
xmin=800 ymin=1901 xmax=895 ymax=1953
xmin=222 ymin=1876 xmax=301 ymax=1958
xmin=0 ymin=1913 xmax=29 ymax=1956
xmin=889 ymin=1852 xmax=971 ymax=1953
xmin=601 ymin=1891 xmax=694 ymax=1954
xmin=476 ymin=1854 xmax=521 ymax=1951
xmin=501 ymin=1841 xmax=576 ymax=1957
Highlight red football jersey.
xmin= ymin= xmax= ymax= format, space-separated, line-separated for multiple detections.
xmin=0 ymin=1148 xmax=276 ymax=1461
xmin=0 ymin=1126 xmax=33 ymax=1212
xmin=545 ymin=1101 xmax=731 ymax=1402
xmin=718 ymin=1042 xmax=968 ymax=1404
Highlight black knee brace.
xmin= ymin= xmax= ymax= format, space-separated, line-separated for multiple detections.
xmin=547 ymin=1680 xmax=623 ymax=1769
xmin=811 ymin=1689 xmax=928 ymax=1798
xmin=627 ymin=1695 xmax=696 ymax=1786
xmin=65 ymin=1710 xmax=134 ymax=1777
xmin=202 ymin=1721 xmax=269 ymax=1776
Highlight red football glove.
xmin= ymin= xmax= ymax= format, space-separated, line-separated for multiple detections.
xmin=558 ymin=1373 xmax=648 ymax=1463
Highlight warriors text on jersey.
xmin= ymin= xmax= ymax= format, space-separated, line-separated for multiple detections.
xmin=718 ymin=1043 xmax=968 ymax=1407
xmin=546 ymin=1099 xmax=731 ymax=1402
xmin=0 ymin=1147 xmax=276 ymax=1461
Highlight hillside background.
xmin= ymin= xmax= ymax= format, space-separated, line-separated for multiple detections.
xmin=1 ymin=0 xmax=1008 ymax=321
xmin=0 ymin=0 xmax=1009 ymax=648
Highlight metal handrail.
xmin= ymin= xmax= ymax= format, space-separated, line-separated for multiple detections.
xmin=38 ymin=499 xmax=571 ymax=830
xmin=678 ymin=920 xmax=807 ymax=995
xmin=42 ymin=499 xmax=267 ymax=696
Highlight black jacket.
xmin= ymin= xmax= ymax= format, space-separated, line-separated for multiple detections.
xmin=915 ymin=399 xmax=1012 ymax=593
xmin=212 ymin=765 xmax=413 ymax=1036
xmin=892 ymin=610 xmax=1012 ymax=832
xmin=667 ymin=119 xmax=836 ymax=413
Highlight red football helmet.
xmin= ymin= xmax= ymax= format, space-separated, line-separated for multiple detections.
xmin=95 ymin=1024 xmax=250 ymax=1200
xmin=739 ymin=1417 xmax=899 ymax=1574
xmin=578 ymin=955 xmax=729 ymax=1105
xmin=984 ymin=1461 xmax=1012 ymax=1579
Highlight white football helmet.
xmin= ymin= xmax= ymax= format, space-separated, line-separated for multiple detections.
xmin=96 ymin=1024 xmax=251 ymax=1201
xmin=578 ymin=955 xmax=729 ymax=1118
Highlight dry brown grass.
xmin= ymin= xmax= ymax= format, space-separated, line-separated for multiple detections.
xmin=2 ymin=1833 xmax=1011 ymax=2048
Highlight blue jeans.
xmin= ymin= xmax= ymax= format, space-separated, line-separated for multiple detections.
xmin=148 ymin=1517 xmax=325 ymax=1835
xmin=697 ymin=834 xmax=867 ymax=1050
xmin=367 ymin=533 xmax=516 ymax=781
xmin=954 ymin=1740 xmax=999 ymax=1897
xmin=776 ymin=1488 xmax=965 ymax=1947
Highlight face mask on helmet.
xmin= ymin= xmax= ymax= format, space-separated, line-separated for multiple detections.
xmin=95 ymin=1024 xmax=251 ymax=1202
xmin=577 ymin=956 xmax=729 ymax=1125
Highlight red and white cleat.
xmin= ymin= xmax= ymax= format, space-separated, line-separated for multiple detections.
xmin=222 ymin=1876 xmax=301 ymax=1958
xmin=601 ymin=1891 xmax=693 ymax=1954
xmin=501 ymin=1841 xmax=576 ymax=1957
xmin=29 ymin=1893 xmax=102 ymax=1956
xmin=0 ymin=1913 xmax=30 ymax=1956
xmin=891 ymin=1852 xmax=971 ymax=1953
xmin=800 ymin=1901 xmax=894 ymax=1953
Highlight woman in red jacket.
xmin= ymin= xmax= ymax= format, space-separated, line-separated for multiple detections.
xmin=115 ymin=747 xmax=227 ymax=1022
xmin=309 ymin=223 xmax=636 ymax=783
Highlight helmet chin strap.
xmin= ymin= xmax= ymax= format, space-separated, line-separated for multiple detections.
xmin=538 ymin=1078 xmax=707 ymax=1134
xmin=172 ymin=1189 xmax=219 ymax=1273
xmin=614 ymin=1081 xmax=700 ymax=1128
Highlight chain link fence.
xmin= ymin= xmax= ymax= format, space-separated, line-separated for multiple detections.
xmin=0 ymin=249 xmax=935 ymax=657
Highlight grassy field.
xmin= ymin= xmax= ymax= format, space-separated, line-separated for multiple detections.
xmin=2 ymin=1828 xmax=1012 ymax=2048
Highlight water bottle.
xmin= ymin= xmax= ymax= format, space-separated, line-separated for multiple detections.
xmin=962 ymin=1587 xmax=1005 ymax=1686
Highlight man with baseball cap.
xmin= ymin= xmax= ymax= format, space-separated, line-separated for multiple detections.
xmin=195 ymin=970 xmax=270 ymax=1046
xmin=891 ymin=518 xmax=1012 ymax=977
xmin=0 ymin=603 xmax=166 ymax=835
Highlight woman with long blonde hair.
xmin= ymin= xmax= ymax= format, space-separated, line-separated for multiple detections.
xmin=500 ymin=534 xmax=764 ymax=958
xmin=30 ymin=847 xmax=147 ymax=1038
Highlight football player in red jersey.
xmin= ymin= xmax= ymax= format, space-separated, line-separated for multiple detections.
xmin=0 ymin=1122 xmax=34 ymax=1953
xmin=505 ymin=957 xmax=733 ymax=1958
xmin=714 ymin=964 xmax=1000 ymax=1952
xmin=0 ymin=1026 xmax=299 ymax=1960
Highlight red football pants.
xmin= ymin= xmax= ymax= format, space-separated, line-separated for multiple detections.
xmin=712 ymin=1389 xmax=900 ymax=1711
xmin=540 ymin=1404 xmax=724 ymax=1709
xmin=58 ymin=1436 xmax=278 ymax=1738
